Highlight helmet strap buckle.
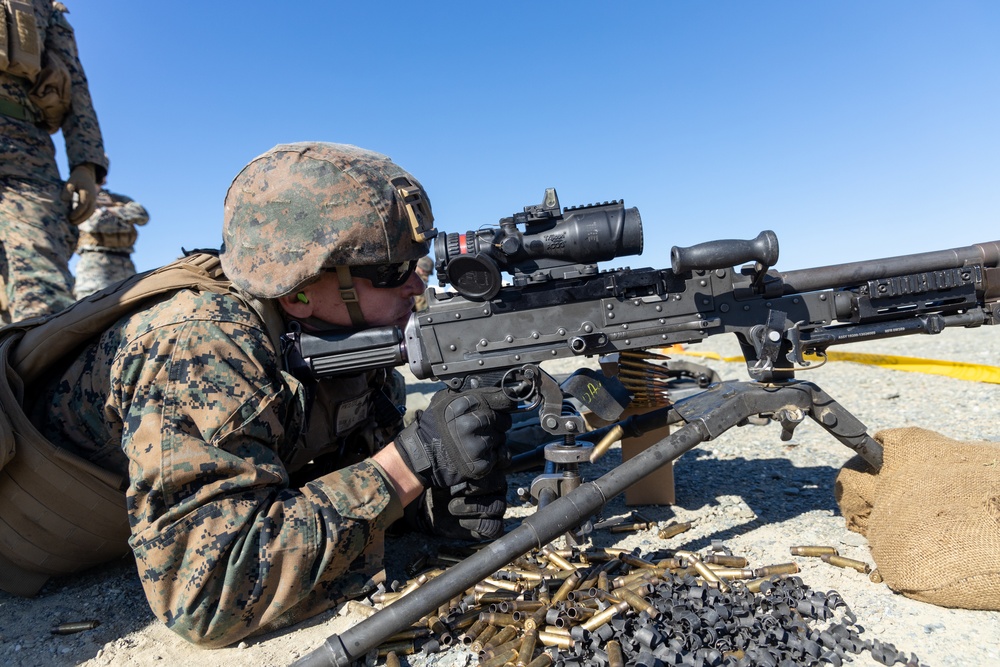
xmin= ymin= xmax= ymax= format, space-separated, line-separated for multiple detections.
xmin=334 ymin=266 xmax=367 ymax=327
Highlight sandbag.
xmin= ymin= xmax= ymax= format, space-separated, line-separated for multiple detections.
xmin=835 ymin=427 xmax=1000 ymax=610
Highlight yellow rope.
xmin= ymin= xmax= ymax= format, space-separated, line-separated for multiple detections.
xmin=662 ymin=347 xmax=1000 ymax=385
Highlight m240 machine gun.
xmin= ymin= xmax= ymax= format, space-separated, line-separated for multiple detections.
xmin=288 ymin=189 xmax=999 ymax=667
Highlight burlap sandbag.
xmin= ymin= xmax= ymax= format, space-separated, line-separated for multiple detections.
xmin=835 ymin=427 xmax=1000 ymax=610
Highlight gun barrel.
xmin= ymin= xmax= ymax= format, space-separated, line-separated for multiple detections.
xmin=776 ymin=241 xmax=1000 ymax=295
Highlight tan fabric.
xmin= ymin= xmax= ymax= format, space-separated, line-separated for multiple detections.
xmin=835 ymin=427 xmax=1000 ymax=610
xmin=0 ymin=254 xmax=238 ymax=596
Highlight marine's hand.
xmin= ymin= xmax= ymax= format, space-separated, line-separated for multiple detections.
xmin=395 ymin=387 xmax=513 ymax=489
xmin=404 ymin=471 xmax=508 ymax=540
xmin=64 ymin=164 xmax=98 ymax=223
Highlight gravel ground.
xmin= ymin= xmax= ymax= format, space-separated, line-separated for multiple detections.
xmin=2 ymin=325 xmax=998 ymax=666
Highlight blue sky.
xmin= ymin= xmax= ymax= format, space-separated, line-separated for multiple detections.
xmin=57 ymin=1 xmax=999 ymax=278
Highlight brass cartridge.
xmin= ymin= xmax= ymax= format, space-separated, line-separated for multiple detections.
xmin=870 ymin=569 xmax=883 ymax=583
xmin=704 ymin=554 xmax=748 ymax=567
xmin=753 ymin=562 xmax=800 ymax=577
xmin=551 ymin=570 xmax=583 ymax=604
xmin=617 ymin=587 xmax=660 ymax=619
xmin=608 ymin=639 xmax=625 ymax=667
xmin=385 ymin=627 xmax=431 ymax=642
xmin=480 ymin=648 xmax=519 ymax=667
xmin=481 ymin=636 xmax=521 ymax=661
xmin=537 ymin=630 xmax=576 ymax=650
xmin=610 ymin=521 xmax=657 ymax=534
xmin=658 ymin=521 xmax=693 ymax=540
xmin=481 ymin=614 xmax=519 ymax=629
xmin=705 ymin=567 xmax=755 ymax=580
xmin=385 ymin=651 xmax=401 ymax=667
xmin=523 ymin=604 xmax=550 ymax=631
xmin=470 ymin=625 xmax=499 ymax=653
xmin=691 ymin=560 xmax=730 ymax=593
xmin=581 ymin=600 xmax=630 ymax=632
xmin=619 ymin=553 xmax=659 ymax=570
xmin=790 ymin=545 xmax=839 ymax=557
xmin=376 ymin=640 xmax=415 ymax=656
xmin=821 ymin=554 xmax=872 ymax=574
xmin=541 ymin=546 xmax=575 ymax=572
xmin=526 ymin=653 xmax=554 ymax=667
xmin=589 ymin=424 xmax=624 ymax=463
xmin=460 ymin=618 xmax=489 ymax=644
xmin=515 ymin=628 xmax=539 ymax=667
xmin=51 ymin=621 xmax=100 ymax=635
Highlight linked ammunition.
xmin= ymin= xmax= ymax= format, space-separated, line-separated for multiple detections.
xmin=821 ymin=554 xmax=872 ymax=574
xmin=790 ymin=545 xmax=839 ymax=557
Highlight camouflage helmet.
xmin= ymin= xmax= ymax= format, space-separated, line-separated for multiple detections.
xmin=221 ymin=142 xmax=436 ymax=299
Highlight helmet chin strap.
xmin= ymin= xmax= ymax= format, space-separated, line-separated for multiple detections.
xmin=335 ymin=265 xmax=368 ymax=327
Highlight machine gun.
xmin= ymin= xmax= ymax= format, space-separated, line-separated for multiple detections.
xmin=288 ymin=189 xmax=999 ymax=667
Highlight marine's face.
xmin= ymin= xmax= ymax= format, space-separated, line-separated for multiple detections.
xmin=285 ymin=269 xmax=424 ymax=328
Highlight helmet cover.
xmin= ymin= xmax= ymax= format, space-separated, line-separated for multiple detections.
xmin=221 ymin=142 xmax=433 ymax=298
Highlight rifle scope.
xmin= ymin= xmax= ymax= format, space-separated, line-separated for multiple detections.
xmin=435 ymin=188 xmax=643 ymax=300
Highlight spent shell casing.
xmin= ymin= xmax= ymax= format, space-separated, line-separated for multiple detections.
xmin=461 ymin=618 xmax=489 ymax=644
xmin=658 ymin=521 xmax=693 ymax=540
xmin=481 ymin=636 xmax=521 ymax=661
xmin=870 ymin=568 xmax=884 ymax=583
xmin=526 ymin=653 xmax=554 ymax=667
xmin=537 ymin=630 xmax=576 ymax=649
xmin=753 ymin=562 xmax=800 ymax=577
xmin=821 ymin=554 xmax=872 ymax=574
xmin=540 ymin=546 xmax=575 ymax=572
xmin=480 ymin=648 xmax=519 ymax=667
xmin=609 ymin=521 xmax=655 ymax=534
xmin=470 ymin=625 xmax=499 ymax=653
xmin=706 ymin=567 xmax=755 ymax=580
xmin=515 ymin=628 xmax=539 ymax=667
xmin=589 ymin=425 xmax=624 ymax=463
xmin=385 ymin=627 xmax=431 ymax=642
xmin=581 ymin=600 xmax=630 ymax=632
xmin=377 ymin=640 xmax=415 ymax=656
xmin=691 ymin=560 xmax=730 ymax=593
xmin=484 ymin=625 xmax=520 ymax=651
xmin=790 ymin=545 xmax=839 ymax=557
xmin=51 ymin=620 xmax=100 ymax=635
xmin=704 ymin=554 xmax=748 ymax=567
xmin=607 ymin=639 xmax=625 ymax=667
xmin=385 ymin=651 xmax=401 ymax=667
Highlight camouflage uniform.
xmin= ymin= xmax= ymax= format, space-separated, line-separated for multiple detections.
xmin=413 ymin=255 xmax=433 ymax=311
xmin=28 ymin=143 xmax=434 ymax=647
xmin=73 ymin=189 xmax=148 ymax=298
xmin=0 ymin=0 xmax=108 ymax=321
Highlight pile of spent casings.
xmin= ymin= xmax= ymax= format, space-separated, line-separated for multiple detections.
xmin=368 ymin=535 xmax=923 ymax=667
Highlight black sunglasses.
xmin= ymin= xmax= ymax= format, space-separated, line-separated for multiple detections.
xmin=348 ymin=260 xmax=417 ymax=289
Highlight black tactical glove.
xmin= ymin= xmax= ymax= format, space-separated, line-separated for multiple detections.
xmin=395 ymin=386 xmax=513 ymax=489
xmin=402 ymin=470 xmax=508 ymax=541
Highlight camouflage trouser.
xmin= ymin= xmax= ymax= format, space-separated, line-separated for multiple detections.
xmin=0 ymin=177 xmax=78 ymax=322
xmin=74 ymin=250 xmax=137 ymax=299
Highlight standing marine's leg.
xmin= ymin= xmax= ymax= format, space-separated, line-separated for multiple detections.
xmin=0 ymin=177 xmax=79 ymax=320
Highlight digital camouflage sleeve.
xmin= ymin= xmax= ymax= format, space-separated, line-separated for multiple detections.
xmin=32 ymin=288 xmax=403 ymax=646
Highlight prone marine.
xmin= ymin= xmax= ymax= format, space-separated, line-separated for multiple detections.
xmin=0 ymin=142 xmax=512 ymax=647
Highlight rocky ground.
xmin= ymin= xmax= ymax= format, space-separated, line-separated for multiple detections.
xmin=2 ymin=326 xmax=999 ymax=667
